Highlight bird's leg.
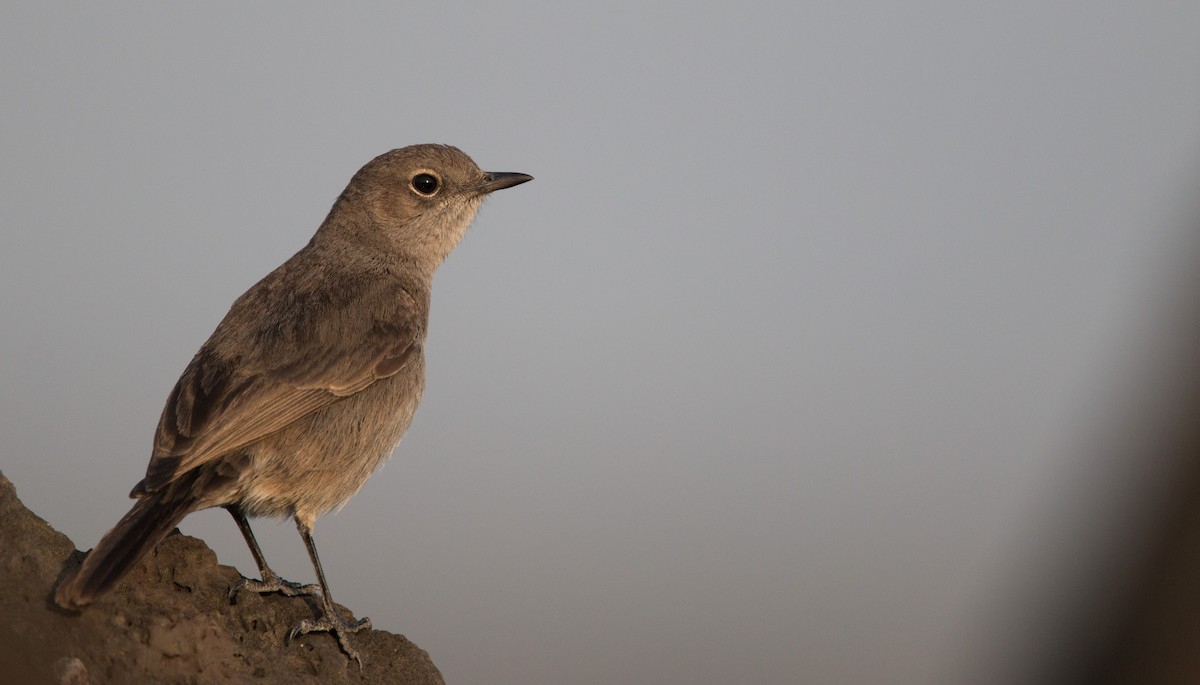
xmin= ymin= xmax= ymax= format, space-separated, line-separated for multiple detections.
xmin=286 ymin=516 xmax=372 ymax=667
xmin=225 ymin=505 xmax=321 ymax=601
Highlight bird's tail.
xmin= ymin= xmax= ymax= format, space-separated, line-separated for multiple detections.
xmin=55 ymin=481 xmax=197 ymax=609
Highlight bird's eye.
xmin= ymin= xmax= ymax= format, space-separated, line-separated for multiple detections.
xmin=411 ymin=173 xmax=440 ymax=196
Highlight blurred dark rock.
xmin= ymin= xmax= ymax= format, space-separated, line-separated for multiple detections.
xmin=0 ymin=471 xmax=444 ymax=685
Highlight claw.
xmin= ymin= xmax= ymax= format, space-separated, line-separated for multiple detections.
xmin=229 ymin=569 xmax=321 ymax=603
xmin=288 ymin=610 xmax=372 ymax=667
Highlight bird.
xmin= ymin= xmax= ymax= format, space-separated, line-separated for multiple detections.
xmin=54 ymin=144 xmax=532 ymax=665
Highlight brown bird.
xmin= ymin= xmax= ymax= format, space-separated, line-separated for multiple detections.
xmin=54 ymin=144 xmax=532 ymax=664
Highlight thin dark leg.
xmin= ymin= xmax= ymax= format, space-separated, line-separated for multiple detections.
xmin=227 ymin=505 xmax=271 ymax=574
xmin=286 ymin=517 xmax=372 ymax=666
xmin=225 ymin=505 xmax=320 ymax=601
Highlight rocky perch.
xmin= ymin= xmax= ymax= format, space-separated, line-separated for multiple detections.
xmin=0 ymin=471 xmax=444 ymax=685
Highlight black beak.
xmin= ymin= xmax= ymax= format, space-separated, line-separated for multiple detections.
xmin=479 ymin=171 xmax=534 ymax=194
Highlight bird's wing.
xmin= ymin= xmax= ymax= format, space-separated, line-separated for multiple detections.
xmin=136 ymin=290 xmax=421 ymax=495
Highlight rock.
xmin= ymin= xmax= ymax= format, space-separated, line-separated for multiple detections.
xmin=0 ymin=471 xmax=444 ymax=685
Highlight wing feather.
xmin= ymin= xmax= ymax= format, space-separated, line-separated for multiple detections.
xmin=137 ymin=279 xmax=422 ymax=494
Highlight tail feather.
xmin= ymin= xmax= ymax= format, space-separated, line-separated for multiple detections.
xmin=55 ymin=486 xmax=196 ymax=609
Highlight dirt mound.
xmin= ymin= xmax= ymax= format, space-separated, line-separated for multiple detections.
xmin=0 ymin=471 xmax=444 ymax=685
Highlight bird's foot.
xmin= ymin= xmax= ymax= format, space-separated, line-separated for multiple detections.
xmin=288 ymin=609 xmax=373 ymax=667
xmin=229 ymin=568 xmax=321 ymax=602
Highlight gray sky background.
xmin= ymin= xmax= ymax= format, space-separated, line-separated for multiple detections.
xmin=3 ymin=3 xmax=1200 ymax=684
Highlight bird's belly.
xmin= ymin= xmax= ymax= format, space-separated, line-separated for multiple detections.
xmin=235 ymin=367 xmax=424 ymax=524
